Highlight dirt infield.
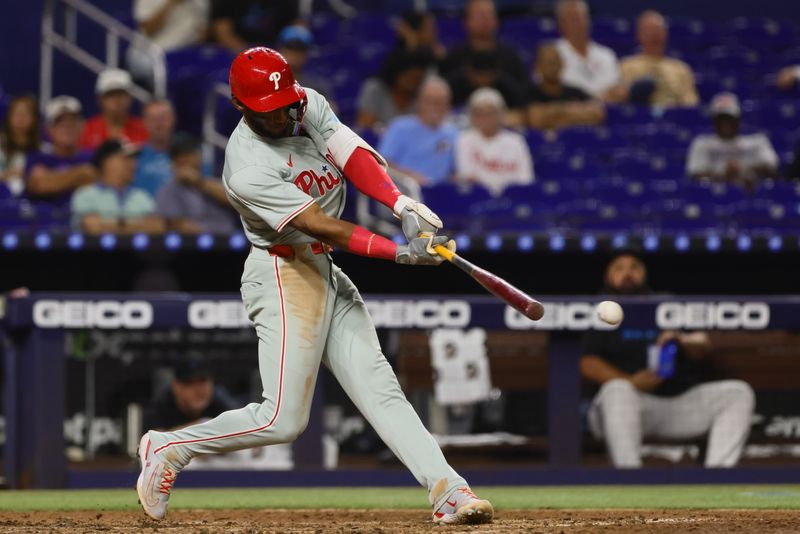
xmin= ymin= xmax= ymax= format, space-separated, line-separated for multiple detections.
xmin=0 ymin=509 xmax=798 ymax=533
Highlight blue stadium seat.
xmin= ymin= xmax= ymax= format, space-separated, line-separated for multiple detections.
xmin=661 ymin=107 xmax=708 ymax=129
xmin=755 ymin=180 xmax=800 ymax=204
xmin=605 ymin=105 xmax=652 ymax=126
xmin=499 ymin=18 xmax=557 ymax=49
xmin=723 ymin=17 xmax=799 ymax=52
xmin=731 ymin=200 xmax=797 ymax=231
xmin=309 ymin=13 xmax=342 ymax=46
xmin=421 ymin=183 xmax=492 ymax=229
xmin=666 ymin=18 xmax=720 ymax=52
xmin=436 ymin=17 xmax=466 ymax=48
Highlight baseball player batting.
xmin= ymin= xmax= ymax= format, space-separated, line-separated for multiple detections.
xmin=136 ymin=47 xmax=493 ymax=526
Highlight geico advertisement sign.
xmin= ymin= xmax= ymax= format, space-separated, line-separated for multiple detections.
xmin=656 ymin=301 xmax=769 ymax=329
xmin=188 ymin=300 xmax=250 ymax=328
xmin=33 ymin=300 xmax=153 ymax=328
xmin=366 ymin=300 xmax=471 ymax=328
xmin=505 ymin=302 xmax=618 ymax=330
xmin=506 ymin=301 xmax=771 ymax=330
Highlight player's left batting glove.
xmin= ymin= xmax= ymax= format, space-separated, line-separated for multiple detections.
xmin=394 ymin=195 xmax=443 ymax=242
xmin=396 ymin=235 xmax=453 ymax=265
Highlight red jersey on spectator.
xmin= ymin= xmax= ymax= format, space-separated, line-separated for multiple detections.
xmin=79 ymin=115 xmax=148 ymax=150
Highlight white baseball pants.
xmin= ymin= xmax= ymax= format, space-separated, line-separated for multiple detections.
xmin=147 ymin=246 xmax=466 ymax=502
xmin=588 ymin=378 xmax=755 ymax=468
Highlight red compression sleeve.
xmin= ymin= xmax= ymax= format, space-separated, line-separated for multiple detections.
xmin=347 ymin=226 xmax=397 ymax=261
xmin=343 ymin=147 xmax=402 ymax=209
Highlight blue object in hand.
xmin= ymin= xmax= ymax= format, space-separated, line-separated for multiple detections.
xmin=657 ymin=339 xmax=679 ymax=378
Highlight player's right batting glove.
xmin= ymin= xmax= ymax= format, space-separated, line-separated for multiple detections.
xmin=394 ymin=195 xmax=443 ymax=242
xmin=396 ymin=235 xmax=451 ymax=265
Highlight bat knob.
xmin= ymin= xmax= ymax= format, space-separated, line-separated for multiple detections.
xmin=526 ymin=301 xmax=545 ymax=321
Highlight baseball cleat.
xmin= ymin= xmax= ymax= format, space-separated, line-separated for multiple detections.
xmin=432 ymin=487 xmax=494 ymax=525
xmin=136 ymin=432 xmax=178 ymax=520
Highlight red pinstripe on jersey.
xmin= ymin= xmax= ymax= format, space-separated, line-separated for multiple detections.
xmin=153 ymin=256 xmax=287 ymax=456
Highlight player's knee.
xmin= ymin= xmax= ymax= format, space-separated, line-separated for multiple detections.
xmin=599 ymin=378 xmax=637 ymax=400
xmin=269 ymin=418 xmax=307 ymax=443
xmin=720 ymin=380 xmax=755 ymax=411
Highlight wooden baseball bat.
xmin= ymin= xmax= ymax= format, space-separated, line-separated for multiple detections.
xmin=434 ymin=244 xmax=545 ymax=321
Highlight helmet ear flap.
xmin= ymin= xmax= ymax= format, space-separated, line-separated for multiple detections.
xmin=289 ymin=96 xmax=308 ymax=136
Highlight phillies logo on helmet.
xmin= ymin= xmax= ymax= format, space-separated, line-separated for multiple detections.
xmin=269 ymin=72 xmax=281 ymax=91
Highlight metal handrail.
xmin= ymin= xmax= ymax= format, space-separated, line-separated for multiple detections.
xmin=202 ymin=82 xmax=233 ymax=168
xmin=40 ymin=0 xmax=167 ymax=109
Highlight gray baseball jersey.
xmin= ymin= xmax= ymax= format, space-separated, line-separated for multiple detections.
xmin=222 ymin=88 xmax=346 ymax=247
xmin=145 ymin=87 xmax=468 ymax=511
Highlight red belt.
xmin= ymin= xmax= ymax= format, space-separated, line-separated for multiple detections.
xmin=263 ymin=242 xmax=332 ymax=258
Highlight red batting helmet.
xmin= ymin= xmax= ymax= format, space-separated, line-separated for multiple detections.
xmin=229 ymin=47 xmax=307 ymax=114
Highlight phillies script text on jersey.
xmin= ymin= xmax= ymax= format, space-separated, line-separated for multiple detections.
xmin=293 ymin=151 xmax=342 ymax=196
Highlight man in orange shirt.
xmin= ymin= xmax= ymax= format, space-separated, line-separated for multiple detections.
xmin=80 ymin=69 xmax=148 ymax=150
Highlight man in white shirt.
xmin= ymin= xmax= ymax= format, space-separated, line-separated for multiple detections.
xmin=554 ymin=0 xmax=623 ymax=101
xmin=686 ymin=93 xmax=779 ymax=187
xmin=128 ymin=0 xmax=210 ymax=83
xmin=134 ymin=0 xmax=209 ymax=51
xmin=455 ymin=88 xmax=534 ymax=196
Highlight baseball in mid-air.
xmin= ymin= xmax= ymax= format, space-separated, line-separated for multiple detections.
xmin=597 ymin=300 xmax=624 ymax=326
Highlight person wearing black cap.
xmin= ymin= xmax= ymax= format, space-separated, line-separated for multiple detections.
xmin=143 ymin=357 xmax=239 ymax=432
xmin=155 ymin=134 xmax=237 ymax=234
xmin=580 ymin=251 xmax=755 ymax=468
xmin=70 ymin=140 xmax=166 ymax=234
xmin=687 ymin=92 xmax=779 ymax=186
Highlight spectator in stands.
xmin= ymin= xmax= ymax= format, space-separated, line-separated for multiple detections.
xmin=128 ymin=0 xmax=210 ymax=86
xmin=455 ymin=88 xmax=534 ymax=196
xmin=554 ymin=0 xmax=623 ymax=101
xmin=210 ymin=0 xmax=300 ymax=53
xmin=71 ymin=140 xmax=165 ymax=234
xmin=134 ymin=99 xmax=176 ymax=197
xmin=581 ymin=250 xmax=755 ymax=468
xmin=378 ymin=77 xmax=457 ymax=185
xmin=447 ymin=50 xmax=526 ymax=124
xmin=439 ymin=0 xmax=526 ymax=94
xmin=527 ymin=43 xmax=605 ymax=130
xmin=356 ymin=50 xmax=434 ymax=130
xmin=1 ymin=95 xmax=40 ymax=197
xmin=277 ymin=25 xmax=334 ymax=102
xmin=156 ymin=134 xmax=236 ymax=234
xmin=687 ymin=93 xmax=779 ymax=187
xmin=390 ymin=11 xmax=447 ymax=63
xmin=25 ymin=96 xmax=96 ymax=214
xmin=619 ymin=11 xmax=699 ymax=107
xmin=143 ymin=356 xmax=239 ymax=432
xmin=80 ymin=69 xmax=148 ymax=150
xmin=134 ymin=0 xmax=209 ymax=50
xmin=776 ymin=65 xmax=800 ymax=91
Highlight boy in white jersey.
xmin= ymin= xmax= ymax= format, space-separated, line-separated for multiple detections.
xmin=136 ymin=47 xmax=493 ymax=526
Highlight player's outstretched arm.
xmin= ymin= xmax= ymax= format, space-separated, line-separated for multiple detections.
xmin=289 ymin=202 xmax=446 ymax=265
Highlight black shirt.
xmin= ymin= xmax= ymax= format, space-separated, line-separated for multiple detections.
xmin=143 ymin=386 xmax=240 ymax=431
xmin=440 ymin=42 xmax=528 ymax=83
xmin=527 ymin=83 xmax=590 ymax=104
xmin=581 ymin=327 xmax=710 ymax=397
